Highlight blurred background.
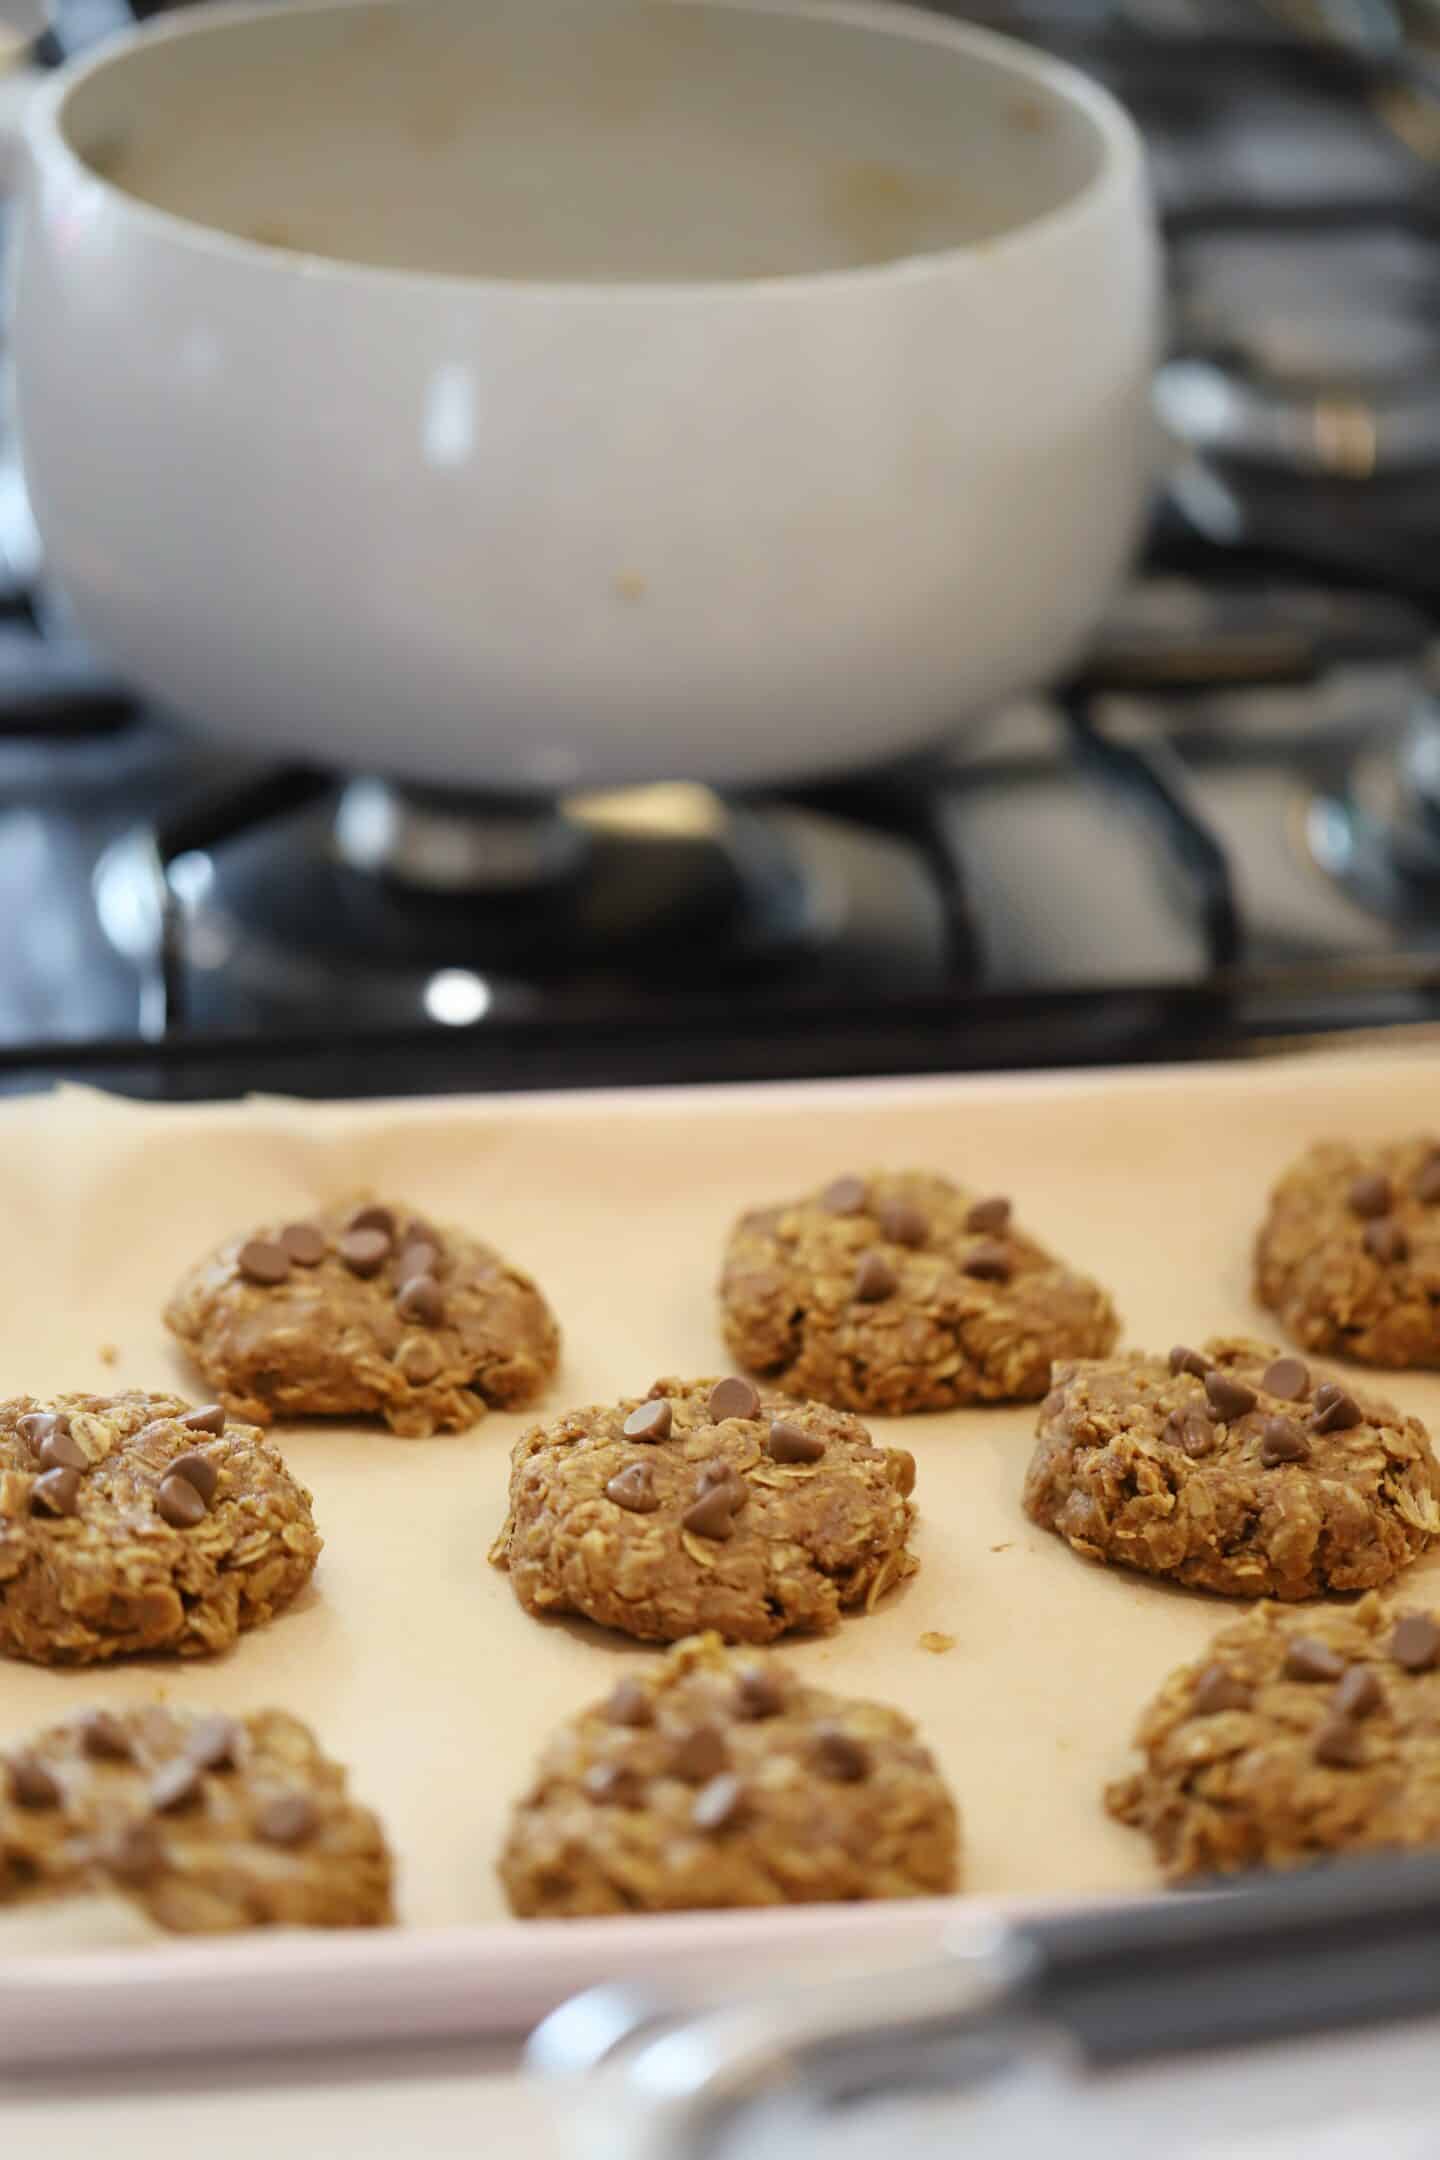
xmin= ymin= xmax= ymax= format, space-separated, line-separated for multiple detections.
xmin=6 ymin=0 xmax=1440 ymax=1098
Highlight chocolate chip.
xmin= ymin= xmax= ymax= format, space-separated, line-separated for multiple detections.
xmin=395 ymin=1273 xmax=446 ymax=1325
xmin=1204 ymin=1370 xmax=1257 ymax=1422
xmin=1390 ymin=1612 xmax=1440 ymax=1672
xmin=169 ymin=1451 xmax=219 ymax=1503
xmin=80 ymin=1711 xmax=134 ymax=1763
xmin=1365 ymin=1218 xmax=1410 ymax=1265
xmin=1168 ymin=1346 xmax=1209 ymax=1380
xmin=1312 ymin=1387 xmax=1362 ymax=1434
xmin=767 ymin=1418 xmax=825 ymax=1464
xmin=157 ymin=1474 xmax=208 ymax=1529
xmin=107 ymin=1822 xmax=165 ymax=1886
xmin=812 ymin=1725 xmax=870 ymax=1782
xmin=691 ymin=1773 xmax=746 ymax=1832
xmin=1262 ymin=1356 xmax=1311 ymax=1401
xmin=149 ymin=1758 xmax=204 ymax=1814
xmin=1313 ymin=1717 xmax=1367 ymax=1768
xmin=1190 ymin=1665 xmax=1253 ymax=1715
xmin=1415 ymin=1154 xmax=1440 ymax=1204
xmin=31 ymin=1466 xmax=80 ymax=1517
xmin=582 ymin=1762 xmax=643 ymax=1808
xmin=669 ymin=1725 xmax=727 ymax=1784
xmin=1259 ymin=1416 xmax=1311 ymax=1468
xmin=1333 ymin=1666 xmax=1384 ymax=1721
xmin=338 ymin=1227 xmax=390 ymax=1279
xmin=821 ymin=1175 xmax=868 ymax=1216
xmin=963 ymin=1240 xmax=1013 ymax=1283
xmin=1282 ymin=1636 xmax=1346 ymax=1684
xmin=889 ymin=1448 xmax=917 ymax=1497
xmin=605 ymin=1679 xmax=654 ymax=1728
xmin=237 ymin=1238 xmax=292 ymax=1286
xmin=1163 ymin=1409 xmax=1215 ymax=1458
xmin=8 ymin=1755 xmax=60 ymax=1808
xmin=38 ymin=1422 xmax=87 ymax=1473
xmin=623 ymin=1398 xmax=673 ymax=1444
xmin=606 ymin=1462 xmax=660 ymax=1514
xmin=279 ymin=1222 xmax=327 ymax=1267
xmin=695 ymin=1460 xmax=749 ymax=1511
xmin=180 ymin=1403 xmax=227 ymax=1436
xmin=965 ymin=1196 xmax=1012 ymax=1235
xmin=15 ymin=1410 xmax=59 ymax=1459
xmin=854 ymin=1251 xmax=898 ymax=1302
xmin=708 ymin=1376 xmax=760 ymax=1422
xmin=397 ymin=1238 xmax=443 ymax=1282
xmin=877 ymin=1199 xmax=928 ymax=1248
xmin=1348 ymin=1172 xmax=1392 ymax=1219
xmin=347 ymin=1205 xmax=396 ymax=1240
xmin=682 ymin=1484 xmax=738 ymax=1540
xmin=257 ymin=1791 xmax=319 ymax=1846
xmin=188 ymin=1715 xmax=242 ymax=1771
xmin=734 ymin=1667 xmax=784 ymax=1720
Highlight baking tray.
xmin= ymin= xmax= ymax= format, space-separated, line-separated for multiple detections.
xmin=3 ymin=1049 xmax=1440 ymax=2067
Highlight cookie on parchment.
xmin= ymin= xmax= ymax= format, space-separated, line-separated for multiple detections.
xmin=1109 ymin=1594 xmax=1440 ymax=1882
xmin=499 ymin=1631 xmax=958 ymax=1916
xmin=164 ymin=1199 xmax=560 ymax=1437
xmin=491 ymin=1375 xmax=917 ymax=1645
xmin=1 ymin=1705 xmax=392 ymax=1930
xmin=1255 ymin=1136 xmax=1440 ymax=1367
xmin=0 ymin=1391 xmax=320 ymax=1666
xmin=719 ymin=1170 xmax=1118 ymax=1414
xmin=1022 ymin=1335 xmax=1440 ymax=1600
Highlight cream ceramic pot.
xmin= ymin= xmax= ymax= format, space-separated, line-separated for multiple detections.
xmin=8 ymin=0 xmax=1157 ymax=792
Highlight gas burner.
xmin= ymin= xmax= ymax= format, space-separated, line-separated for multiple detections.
xmin=93 ymin=772 xmax=964 ymax=1036
xmin=1307 ymin=696 xmax=1440 ymax=920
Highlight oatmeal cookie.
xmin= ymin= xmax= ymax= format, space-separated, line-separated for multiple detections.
xmin=491 ymin=1375 xmax=916 ymax=1645
xmin=719 ymin=1171 xmax=1118 ymax=1414
xmin=1 ymin=1704 xmax=391 ymax=1929
xmin=1022 ymin=1335 xmax=1440 ymax=1599
xmin=0 ymin=1391 xmax=321 ymax=1666
xmin=165 ymin=1199 xmax=559 ymax=1436
xmin=1109 ymin=1594 xmax=1440 ymax=1881
xmin=1255 ymin=1136 xmax=1440 ymax=1367
xmin=499 ymin=1631 xmax=958 ymax=1916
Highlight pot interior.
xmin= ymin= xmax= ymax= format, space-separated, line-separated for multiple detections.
xmin=58 ymin=0 xmax=1108 ymax=283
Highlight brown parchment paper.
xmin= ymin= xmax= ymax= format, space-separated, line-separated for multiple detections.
xmin=3 ymin=1048 xmax=1440 ymax=1935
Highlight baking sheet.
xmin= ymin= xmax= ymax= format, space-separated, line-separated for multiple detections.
xmin=4 ymin=1049 xmax=1440 ymax=2059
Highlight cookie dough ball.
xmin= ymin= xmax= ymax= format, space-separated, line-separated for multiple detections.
xmin=0 ymin=1391 xmax=321 ymax=1666
xmin=1109 ymin=1594 xmax=1440 ymax=1881
xmin=165 ymin=1199 xmax=560 ymax=1436
xmin=719 ymin=1171 xmax=1118 ymax=1414
xmin=499 ymin=1632 xmax=959 ymax=1916
xmin=1022 ymin=1335 xmax=1440 ymax=1600
xmin=1256 ymin=1136 xmax=1440 ymax=1367
xmin=0 ymin=1705 xmax=392 ymax=1930
xmin=492 ymin=1375 xmax=917 ymax=1645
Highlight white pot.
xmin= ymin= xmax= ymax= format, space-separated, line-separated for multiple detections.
xmin=8 ymin=0 xmax=1157 ymax=792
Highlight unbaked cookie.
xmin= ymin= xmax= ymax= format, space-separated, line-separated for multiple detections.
xmin=491 ymin=1375 xmax=916 ymax=1645
xmin=719 ymin=1170 xmax=1118 ymax=1414
xmin=1109 ymin=1593 xmax=1440 ymax=1881
xmin=1 ymin=1704 xmax=392 ymax=1929
xmin=1255 ymin=1136 xmax=1440 ymax=1367
xmin=0 ymin=1391 xmax=321 ymax=1666
xmin=1022 ymin=1335 xmax=1440 ymax=1599
xmin=499 ymin=1631 xmax=958 ymax=1916
xmin=165 ymin=1199 xmax=560 ymax=1436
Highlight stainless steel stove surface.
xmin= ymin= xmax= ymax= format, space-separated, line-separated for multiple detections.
xmin=6 ymin=3 xmax=1440 ymax=1099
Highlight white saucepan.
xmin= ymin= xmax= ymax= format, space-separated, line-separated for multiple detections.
xmin=5 ymin=0 xmax=1157 ymax=792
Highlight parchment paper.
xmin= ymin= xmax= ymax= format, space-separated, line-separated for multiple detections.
xmin=3 ymin=1049 xmax=1440 ymax=1938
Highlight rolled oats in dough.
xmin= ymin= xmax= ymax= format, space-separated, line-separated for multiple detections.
xmin=1 ymin=1704 xmax=392 ymax=1930
xmin=491 ymin=1374 xmax=917 ymax=1645
xmin=719 ymin=1170 xmax=1118 ymax=1414
xmin=1023 ymin=1335 xmax=1440 ymax=1599
xmin=165 ymin=1198 xmax=560 ymax=1436
xmin=0 ymin=1390 xmax=320 ymax=1666
xmin=499 ymin=1631 xmax=959 ymax=1916
xmin=1255 ymin=1135 xmax=1440 ymax=1367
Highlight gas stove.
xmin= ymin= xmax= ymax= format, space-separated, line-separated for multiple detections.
xmin=6 ymin=4 xmax=1440 ymax=1100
